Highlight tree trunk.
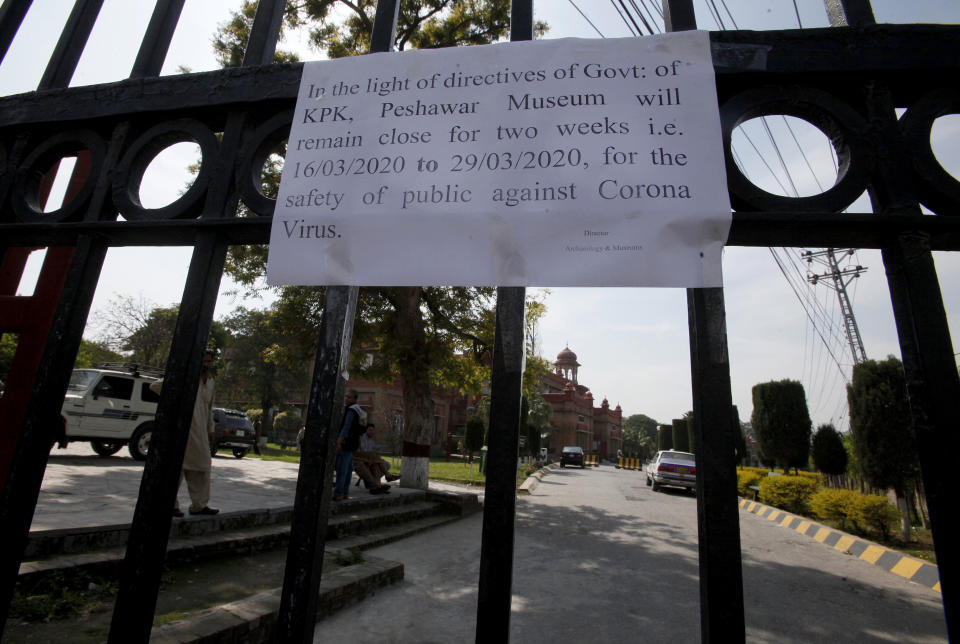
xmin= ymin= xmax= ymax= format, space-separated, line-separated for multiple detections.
xmin=896 ymin=490 xmax=911 ymax=542
xmin=394 ymin=287 xmax=435 ymax=491
xmin=915 ymin=478 xmax=930 ymax=529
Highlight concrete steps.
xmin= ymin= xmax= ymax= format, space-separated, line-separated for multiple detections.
xmin=19 ymin=487 xmax=479 ymax=585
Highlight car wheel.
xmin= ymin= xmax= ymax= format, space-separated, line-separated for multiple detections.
xmin=128 ymin=423 xmax=153 ymax=461
xmin=651 ymin=481 xmax=660 ymax=492
xmin=560 ymin=462 xmax=565 ymax=468
xmin=91 ymin=440 xmax=124 ymax=457
xmin=232 ymin=447 xmax=249 ymax=459
xmin=645 ymin=475 xmax=652 ymax=487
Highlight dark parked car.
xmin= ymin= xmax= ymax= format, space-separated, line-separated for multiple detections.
xmin=560 ymin=446 xmax=585 ymax=468
xmin=211 ymin=408 xmax=256 ymax=458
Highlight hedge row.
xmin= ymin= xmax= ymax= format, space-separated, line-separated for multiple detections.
xmin=809 ymin=489 xmax=900 ymax=540
xmin=743 ymin=472 xmax=900 ymax=541
xmin=757 ymin=475 xmax=819 ymax=514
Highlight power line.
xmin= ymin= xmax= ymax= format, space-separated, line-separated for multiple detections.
xmin=609 ymin=0 xmax=641 ymax=36
xmin=616 ymin=0 xmax=645 ymax=35
xmin=567 ymin=0 xmax=605 ymax=38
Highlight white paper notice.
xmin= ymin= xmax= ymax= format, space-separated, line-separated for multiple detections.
xmin=267 ymin=32 xmax=730 ymax=287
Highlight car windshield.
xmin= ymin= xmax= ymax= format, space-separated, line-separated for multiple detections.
xmin=662 ymin=451 xmax=695 ymax=461
xmin=68 ymin=370 xmax=99 ymax=391
xmin=562 ymin=447 xmax=581 ymax=453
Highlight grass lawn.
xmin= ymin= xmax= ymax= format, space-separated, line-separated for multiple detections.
xmin=239 ymin=447 xmax=529 ymax=486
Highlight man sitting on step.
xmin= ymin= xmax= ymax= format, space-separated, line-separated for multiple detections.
xmin=354 ymin=423 xmax=398 ymax=494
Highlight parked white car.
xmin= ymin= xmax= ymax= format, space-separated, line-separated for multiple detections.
xmin=645 ymin=450 xmax=697 ymax=492
xmin=58 ymin=364 xmax=163 ymax=460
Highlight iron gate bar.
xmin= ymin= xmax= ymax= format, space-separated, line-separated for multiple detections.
xmin=0 ymin=0 xmax=31 ymax=63
xmin=276 ymin=0 xmax=396 ymax=640
xmin=2 ymin=25 xmax=959 ymax=128
xmin=108 ymin=1 xmax=288 ymax=640
xmin=130 ymin=0 xmax=186 ymax=80
xmin=0 ymin=0 xmax=957 ymax=639
xmin=0 ymin=0 xmax=127 ymax=632
xmin=664 ymin=1 xmax=746 ymax=641
xmin=474 ymin=4 xmax=532 ymax=639
xmin=2 ymin=211 xmax=959 ymax=250
xmin=38 ymin=0 xmax=103 ymax=91
xmin=827 ymin=3 xmax=959 ymax=638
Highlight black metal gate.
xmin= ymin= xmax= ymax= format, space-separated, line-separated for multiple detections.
xmin=0 ymin=0 xmax=957 ymax=642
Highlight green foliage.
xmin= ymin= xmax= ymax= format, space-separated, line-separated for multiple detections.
xmin=809 ymin=488 xmax=855 ymax=528
xmin=733 ymin=405 xmax=748 ymax=464
xmin=658 ymin=423 xmax=673 ymax=451
xmin=0 ymin=333 xmax=17 ymax=383
xmin=213 ymin=0 xmax=548 ymax=68
xmin=273 ymin=411 xmax=302 ymax=437
xmin=621 ymin=414 xmax=658 ymax=458
xmin=736 ymin=470 xmax=763 ymax=496
xmin=463 ymin=414 xmax=485 ymax=453
xmin=847 ymin=357 xmax=918 ymax=495
xmin=751 ymin=379 xmax=812 ymax=472
xmin=672 ymin=418 xmax=690 ymax=452
xmin=11 ymin=569 xmax=116 ymax=622
xmin=333 ymin=547 xmax=364 ymax=566
xmin=93 ymin=295 xmax=227 ymax=368
xmin=809 ymin=488 xmax=900 ymax=540
xmin=74 ymin=339 xmax=124 ymax=368
xmin=811 ymin=424 xmax=848 ymax=476
xmin=208 ymin=2 xmax=551 ymax=471
xmin=219 ymin=307 xmax=311 ymax=426
xmin=757 ymin=475 xmax=818 ymax=514
xmin=857 ymin=494 xmax=901 ymax=541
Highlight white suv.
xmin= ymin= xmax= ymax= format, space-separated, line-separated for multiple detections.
xmin=58 ymin=363 xmax=164 ymax=460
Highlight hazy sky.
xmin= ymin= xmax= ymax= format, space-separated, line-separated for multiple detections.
xmin=2 ymin=0 xmax=958 ymax=431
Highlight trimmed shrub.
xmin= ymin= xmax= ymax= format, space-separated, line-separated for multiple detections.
xmin=809 ymin=488 xmax=859 ymax=530
xmin=795 ymin=470 xmax=824 ymax=485
xmin=855 ymin=494 xmax=901 ymax=541
xmin=757 ymin=475 xmax=818 ymax=514
xmin=737 ymin=470 xmax=764 ymax=497
xmin=246 ymin=408 xmax=263 ymax=422
xmin=809 ymin=488 xmax=900 ymax=540
xmin=273 ymin=411 xmax=301 ymax=436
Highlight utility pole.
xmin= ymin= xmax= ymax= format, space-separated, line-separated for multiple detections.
xmin=802 ymin=249 xmax=868 ymax=364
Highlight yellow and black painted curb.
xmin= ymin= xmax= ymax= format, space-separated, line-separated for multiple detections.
xmin=616 ymin=457 xmax=643 ymax=470
xmin=738 ymin=498 xmax=940 ymax=593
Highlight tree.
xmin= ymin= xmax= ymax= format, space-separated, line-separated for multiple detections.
xmin=658 ymin=424 xmax=673 ymax=451
xmin=847 ymin=357 xmax=918 ymax=541
xmin=524 ymin=390 xmax=552 ymax=456
xmin=211 ymin=1 xmax=548 ymax=490
xmin=94 ymin=295 xmax=227 ymax=368
xmin=74 ymin=339 xmax=124 ymax=368
xmin=672 ymin=418 xmax=690 ymax=452
xmin=811 ymin=423 xmax=847 ymax=480
xmin=750 ymin=379 xmax=812 ymax=473
xmin=213 ymin=0 xmax=547 ymax=68
xmin=621 ymin=414 xmax=658 ymax=458
xmin=463 ymin=414 xmax=484 ymax=476
xmin=219 ymin=306 xmax=312 ymax=435
xmin=732 ymin=405 xmax=748 ymax=465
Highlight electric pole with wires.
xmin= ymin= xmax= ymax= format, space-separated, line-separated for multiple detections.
xmin=802 ymin=249 xmax=868 ymax=364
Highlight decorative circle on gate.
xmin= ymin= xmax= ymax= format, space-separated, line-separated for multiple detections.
xmin=112 ymin=119 xmax=218 ymax=220
xmin=11 ymin=129 xmax=106 ymax=222
xmin=899 ymin=88 xmax=960 ymax=217
xmin=720 ymin=87 xmax=874 ymax=213
xmin=236 ymin=111 xmax=292 ymax=217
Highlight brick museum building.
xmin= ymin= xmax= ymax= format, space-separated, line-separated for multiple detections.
xmin=342 ymin=345 xmax=622 ymax=460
